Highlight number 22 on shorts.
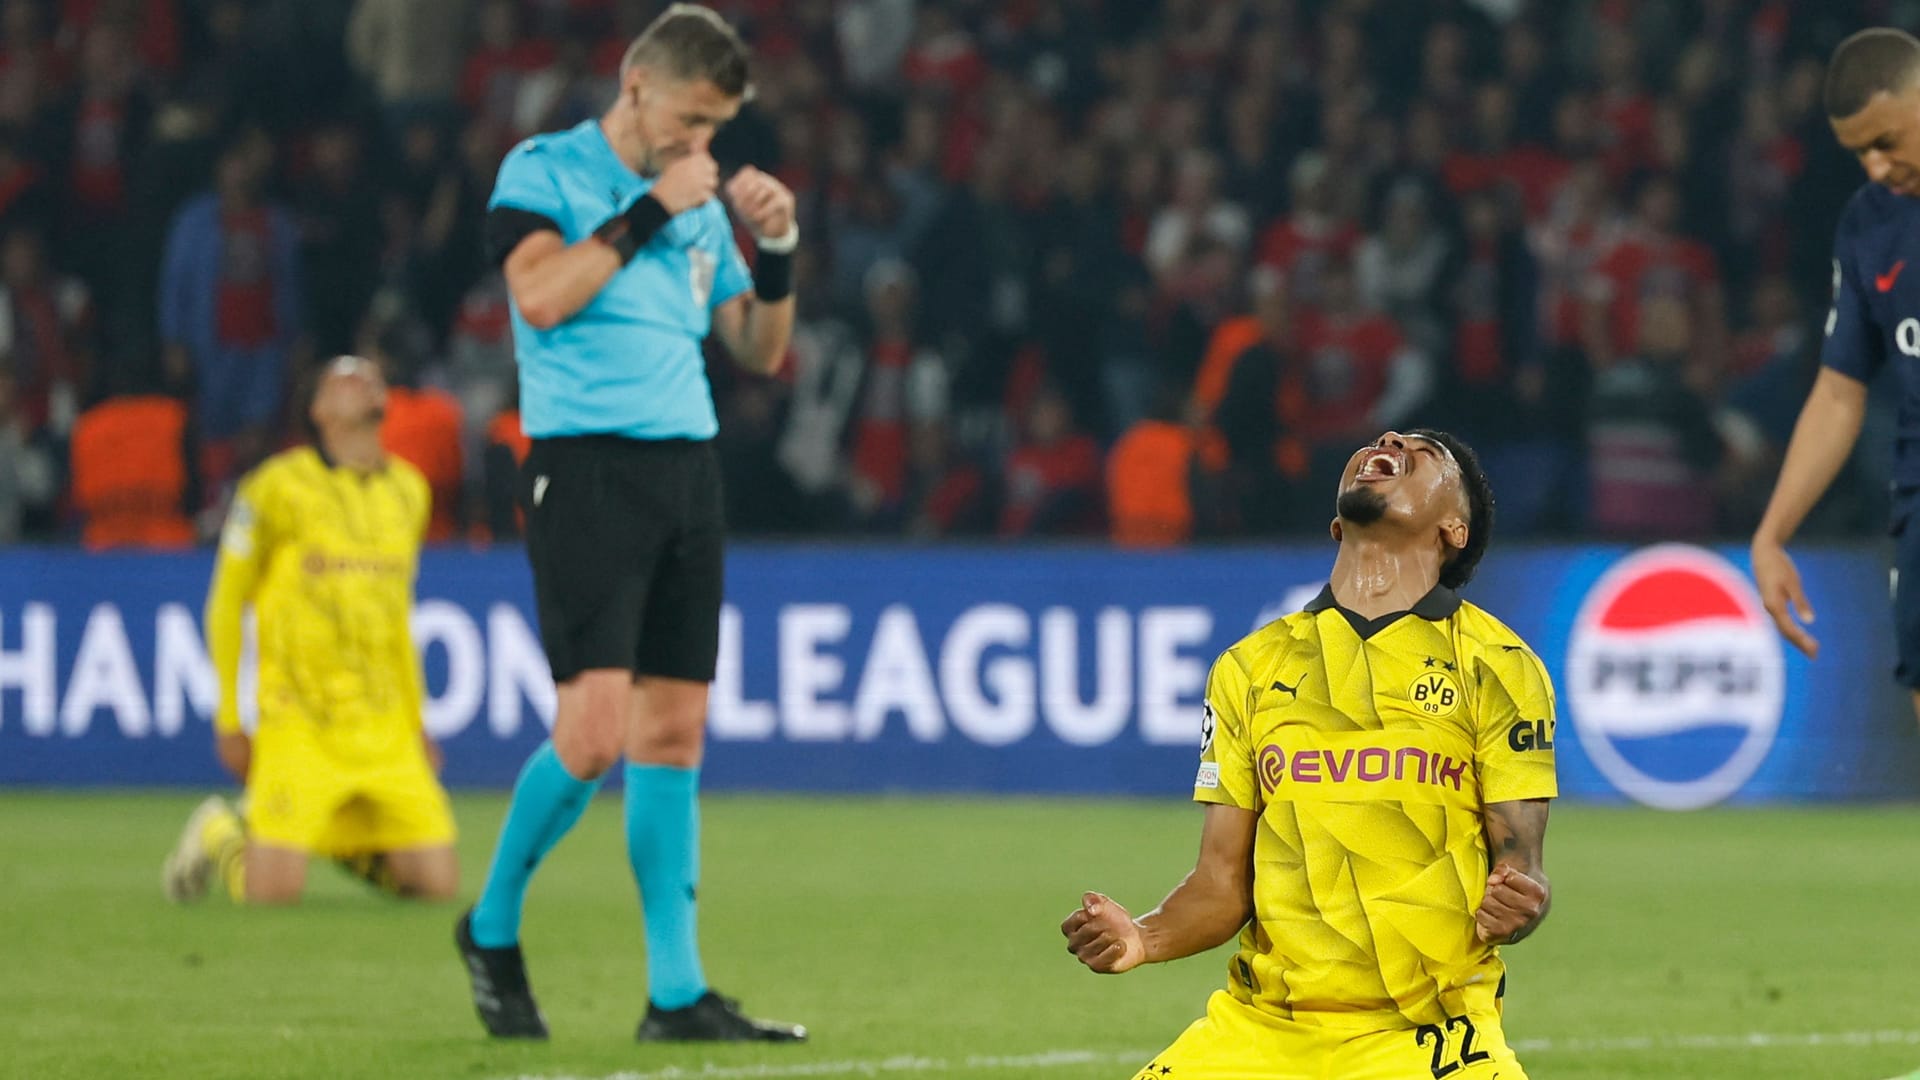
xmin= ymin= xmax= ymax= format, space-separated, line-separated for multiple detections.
xmin=1414 ymin=1014 xmax=1491 ymax=1078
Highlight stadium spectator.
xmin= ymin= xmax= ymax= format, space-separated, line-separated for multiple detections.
xmin=158 ymin=126 xmax=302 ymax=500
xmin=1144 ymin=149 xmax=1250 ymax=284
xmin=442 ymin=272 xmax=512 ymax=519
xmin=0 ymin=128 xmax=54 ymax=241
xmin=1586 ymin=296 xmax=1725 ymax=538
xmin=458 ymin=0 xmax=556 ymax=140
xmin=847 ymin=259 xmax=938 ymax=529
xmin=1106 ymin=387 xmax=1200 ymax=548
xmin=1581 ymin=171 xmax=1727 ymax=378
xmin=0 ymin=225 xmax=91 ymax=439
xmin=1256 ymin=152 xmax=1359 ymax=308
xmin=295 ymin=119 xmax=382 ymax=358
xmin=0 ymin=369 xmax=56 ymax=541
xmin=1214 ymin=271 xmax=1308 ymax=534
xmin=1290 ymin=258 xmax=1433 ymax=501
xmin=344 ymin=0 xmax=468 ymax=136
xmin=0 ymin=0 xmax=1900 ymax=544
xmin=998 ymin=382 xmax=1100 ymax=539
xmin=51 ymin=21 xmax=149 ymax=313
xmin=1356 ymin=179 xmax=1451 ymax=359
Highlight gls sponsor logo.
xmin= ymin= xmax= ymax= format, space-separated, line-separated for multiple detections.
xmin=1565 ymin=545 xmax=1784 ymax=810
xmin=1507 ymin=718 xmax=1554 ymax=752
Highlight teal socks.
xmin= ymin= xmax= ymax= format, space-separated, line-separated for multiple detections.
xmin=624 ymin=763 xmax=707 ymax=1010
xmin=470 ymin=741 xmax=599 ymax=948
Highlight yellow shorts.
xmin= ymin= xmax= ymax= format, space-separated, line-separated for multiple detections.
xmin=1132 ymin=990 xmax=1527 ymax=1080
xmin=244 ymin=721 xmax=456 ymax=857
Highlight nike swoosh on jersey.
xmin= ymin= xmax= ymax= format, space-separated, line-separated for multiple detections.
xmin=1879 ymin=260 xmax=1907 ymax=292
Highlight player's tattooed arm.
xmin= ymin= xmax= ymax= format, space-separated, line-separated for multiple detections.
xmin=1477 ymin=798 xmax=1551 ymax=945
xmin=1062 ymin=805 xmax=1255 ymax=974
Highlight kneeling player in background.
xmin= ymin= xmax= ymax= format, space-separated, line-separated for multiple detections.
xmin=163 ymin=356 xmax=458 ymax=904
xmin=1064 ymin=430 xmax=1556 ymax=1080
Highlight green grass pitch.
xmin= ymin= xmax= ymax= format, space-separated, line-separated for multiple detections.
xmin=3 ymin=792 xmax=1918 ymax=1080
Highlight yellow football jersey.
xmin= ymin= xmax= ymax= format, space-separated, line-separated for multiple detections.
xmin=206 ymin=447 xmax=430 ymax=761
xmin=1195 ymin=584 xmax=1558 ymax=1029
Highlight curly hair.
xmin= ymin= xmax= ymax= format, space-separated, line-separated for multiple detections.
xmin=1410 ymin=429 xmax=1494 ymax=590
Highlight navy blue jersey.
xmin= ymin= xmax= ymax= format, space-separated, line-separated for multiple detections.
xmin=1825 ymin=182 xmax=1920 ymax=484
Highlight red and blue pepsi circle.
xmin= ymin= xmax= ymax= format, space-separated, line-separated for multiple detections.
xmin=1566 ymin=545 xmax=1785 ymax=810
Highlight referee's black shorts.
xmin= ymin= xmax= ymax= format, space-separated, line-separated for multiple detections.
xmin=521 ymin=435 xmax=724 ymax=684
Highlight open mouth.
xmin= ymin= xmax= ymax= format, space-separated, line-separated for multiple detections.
xmin=1355 ymin=449 xmax=1403 ymax=482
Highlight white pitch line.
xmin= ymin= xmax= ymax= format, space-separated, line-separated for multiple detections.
xmin=1518 ymin=1029 xmax=1920 ymax=1054
xmin=503 ymin=1030 xmax=1920 ymax=1080
xmin=503 ymin=1050 xmax=1150 ymax=1080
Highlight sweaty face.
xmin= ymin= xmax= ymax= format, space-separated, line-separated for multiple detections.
xmin=1832 ymin=83 xmax=1920 ymax=197
xmin=1336 ymin=432 xmax=1466 ymax=534
xmin=632 ymin=74 xmax=740 ymax=173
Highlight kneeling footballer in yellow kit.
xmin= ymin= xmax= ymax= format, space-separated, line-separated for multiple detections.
xmin=1064 ymin=430 xmax=1556 ymax=1080
xmin=162 ymin=356 xmax=458 ymax=904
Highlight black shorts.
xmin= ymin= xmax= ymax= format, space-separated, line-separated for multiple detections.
xmin=522 ymin=436 xmax=724 ymax=683
xmin=1893 ymin=486 xmax=1920 ymax=690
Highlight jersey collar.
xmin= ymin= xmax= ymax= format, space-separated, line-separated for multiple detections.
xmin=313 ymin=442 xmax=387 ymax=476
xmin=1304 ymin=583 xmax=1461 ymax=639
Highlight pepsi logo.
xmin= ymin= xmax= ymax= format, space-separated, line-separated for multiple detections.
xmin=1566 ymin=545 xmax=1784 ymax=810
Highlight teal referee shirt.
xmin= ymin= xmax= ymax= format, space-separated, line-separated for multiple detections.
xmin=487 ymin=119 xmax=752 ymax=441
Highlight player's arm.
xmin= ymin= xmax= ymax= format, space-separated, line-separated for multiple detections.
xmin=712 ymin=166 xmax=797 ymax=375
xmin=1065 ymin=651 xmax=1260 ymax=974
xmin=491 ymin=152 xmax=719 ymax=330
xmin=1472 ymin=642 xmax=1559 ymax=945
xmin=1477 ymin=798 xmax=1551 ymax=945
xmin=204 ymin=478 xmax=272 ymax=780
xmin=1753 ymin=233 xmax=1883 ymax=658
xmin=1750 ymin=367 xmax=1868 ymax=657
xmin=1062 ymin=804 xmax=1256 ymax=974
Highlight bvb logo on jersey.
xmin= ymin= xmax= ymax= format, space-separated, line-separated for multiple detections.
xmin=1408 ymin=668 xmax=1460 ymax=716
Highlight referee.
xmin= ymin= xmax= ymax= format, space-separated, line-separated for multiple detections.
xmin=454 ymin=5 xmax=803 ymax=1043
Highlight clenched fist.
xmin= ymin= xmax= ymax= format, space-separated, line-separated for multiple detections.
xmin=1474 ymin=866 xmax=1549 ymax=944
xmin=724 ymin=165 xmax=797 ymax=241
xmin=651 ymin=151 xmax=720 ymax=215
xmin=1061 ymin=891 xmax=1148 ymax=974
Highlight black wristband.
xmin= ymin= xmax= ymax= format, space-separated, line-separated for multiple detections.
xmin=754 ymin=247 xmax=793 ymax=301
xmin=593 ymin=194 xmax=671 ymax=263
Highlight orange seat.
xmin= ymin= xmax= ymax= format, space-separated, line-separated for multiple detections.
xmin=70 ymin=396 xmax=197 ymax=550
xmin=380 ymin=387 xmax=465 ymax=542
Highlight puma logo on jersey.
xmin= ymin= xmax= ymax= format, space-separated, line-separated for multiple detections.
xmin=532 ymin=475 xmax=549 ymax=507
xmin=1270 ymin=678 xmax=1299 ymax=695
xmin=1879 ymin=260 xmax=1907 ymax=293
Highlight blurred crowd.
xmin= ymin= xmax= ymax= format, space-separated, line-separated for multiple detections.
xmin=0 ymin=0 xmax=1906 ymax=547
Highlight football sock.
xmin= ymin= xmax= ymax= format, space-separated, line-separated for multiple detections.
xmin=200 ymin=802 xmax=246 ymax=902
xmin=624 ymin=763 xmax=707 ymax=1010
xmin=470 ymin=740 xmax=599 ymax=948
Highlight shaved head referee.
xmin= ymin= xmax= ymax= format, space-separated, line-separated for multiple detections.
xmin=453 ymin=3 xmax=805 ymax=1044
